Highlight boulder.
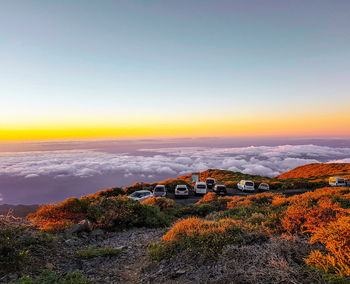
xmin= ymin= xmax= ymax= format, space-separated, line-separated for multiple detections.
xmin=65 ymin=219 xmax=92 ymax=235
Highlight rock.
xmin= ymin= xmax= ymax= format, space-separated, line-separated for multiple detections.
xmin=91 ymin=228 xmax=104 ymax=237
xmin=45 ymin=263 xmax=55 ymax=270
xmin=175 ymin=269 xmax=187 ymax=275
xmin=8 ymin=274 xmax=18 ymax=281
xmin=65 ymin=219 xmax=92 ymax=235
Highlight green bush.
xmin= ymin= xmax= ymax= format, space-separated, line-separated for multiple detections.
xmin=0 ymin=224 xmax=56 ymax=276
xmin=179 ymin=203 xmax=217 ymax=217
xmin=92 ymin=187 xmax=125 ymax=198
xmin=14 ymin=270 xmax=91 ymax=284
xmin=76 ymin=246 xmax=121 ymax=259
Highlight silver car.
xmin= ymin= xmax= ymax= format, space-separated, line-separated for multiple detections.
xmin=127 ymin=190 xmax=153 ymax=202
xmin=258 ymin=183 xmax=270 ymax=191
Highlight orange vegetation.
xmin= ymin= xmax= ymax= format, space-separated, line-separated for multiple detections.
xmin=275 ymin=163 xmax=350 ymax=181
xmin=305 ymin=216 xmax=350 ymax=277
xmin=162 ymin=217 xmax=240 ymax=242
xmin=195 ymin=187 xmax=350 ymax=277
xmin=141 ymin=197 xmax=176 ymax=210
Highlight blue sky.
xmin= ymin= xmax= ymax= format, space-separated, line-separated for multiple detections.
xmin=1 ymin=0 xmax=350 ymax=138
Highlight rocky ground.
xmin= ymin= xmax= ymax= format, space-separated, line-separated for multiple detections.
xmin=1 ymin=216 xmax=323 ymax=284
xmin=22 ymin=228 xmax=319 ymax=284
xmin=47 ymin=228 xmax=166 ymax=284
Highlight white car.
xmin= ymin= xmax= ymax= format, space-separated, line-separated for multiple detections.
xmin=174 ymin=184 xmax=189 ymax=198
xmin=127 ymin=190 xmax=153 ymax=202
xmin=329 ymin=177 xmax=346 ymax=187
xmin=258 ymin=183 xmax=270 ymax=191
xmin=194 ymin=182 xmax=207 ymax=195
xmin=153 ymin=185 xmax=167 ymax=197
xmin=237 ymin=180 xmax=255 ymax=192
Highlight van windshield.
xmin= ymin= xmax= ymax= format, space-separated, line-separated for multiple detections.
xmin=245 ymin=182 xmax=254 ymax=186
xmin=197 ymin=185 xmax=206 ymax=189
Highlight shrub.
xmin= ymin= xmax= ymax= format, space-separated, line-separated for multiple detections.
xmin=76 ymin=246 xmax=121 ymax=259
xmin=28 ymin=196 xmax=171 ymax=231
xmin=179 ymin=203 xmax=217 ymax=217
xmin=91 ymin=187 xmax=125 ymax=198
xmin=0 ymin=222 xmax=56 ymax=277
xmin=148 ymin=217 xmax=241 ymax=261
xmin=15 ymin=270 xmax=91 ymax=284
xmin=196 ymin=192 xmax=231 ymax=211
xmin=141 ymin=197 xmax=176 ymax=210
xmin=280 ymin=188 xmax=350 ymax=234
xmin=305 ymin=216 xmax=350 ymax=277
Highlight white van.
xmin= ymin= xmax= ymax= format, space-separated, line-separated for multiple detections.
xmin=194 ymin=182 xmax=207 ymax=195
xmin=329 ymin=177 xmax=346 ymax=187
xmin=237 ymin=180 xmax=255 ymax=192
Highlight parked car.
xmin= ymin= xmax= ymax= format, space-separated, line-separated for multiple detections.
xmin=153 ymin=185 xmax=167 ymax=197
xmin=329 ymin=177 xmax=346 ymax=187
xmin=258 ymin=183 xmax=270 ymax=191
xmin=127 ymin=190 xmax=153 ymax=202
xmin=237 ymin=180 xmax=255 ymax=192
xmin=213 ymin=184 xmax=227 ymax=195
xmin=174 ymin=184 xmax=189 ymax=198
xmin=206 ymin=178 xmax=216 ymax=190
xmin=346 ymin=179 xmax=350 ymax=187
xmin=194 ymin=182 xmax=207 ymax=195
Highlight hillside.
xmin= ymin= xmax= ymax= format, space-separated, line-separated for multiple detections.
xmin=153 ymin=169 xmax=273 ymax=192
xmin=161 ymin=169 xmax=270 ymax=186
xmin=275 ymin=163 xmax=350 ymax=181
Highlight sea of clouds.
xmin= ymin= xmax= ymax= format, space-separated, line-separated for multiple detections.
xmin=1 ymin=144 xmax=349 ymax=179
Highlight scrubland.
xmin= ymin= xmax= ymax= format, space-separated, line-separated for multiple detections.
xmin=1 ymin=185 xmax=349 ymax=283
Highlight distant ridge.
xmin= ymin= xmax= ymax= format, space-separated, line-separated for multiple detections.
xmin=274 ymin=163 xmax=350 ymax=180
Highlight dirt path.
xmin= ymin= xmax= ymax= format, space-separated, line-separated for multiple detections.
xmin=57 ymin=228 xmax=164 ymax=283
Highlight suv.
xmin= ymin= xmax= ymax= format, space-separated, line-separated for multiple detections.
xmin=237 ymin=180 xmax=255 ymax=192
xmin=213 ymin=184 xmax=227 ymax=196
xmin=175 ymin=184 xmax=189 ymax=198
xmin=194 ymin=182 xmax=207 ymax=195
xmin=258 ymin=183 xmax=270 ymax=192
xmin=153 ymin=185 xmax=167 ymax=197
xmin=206 ymin=178 xmax=216 ymax=190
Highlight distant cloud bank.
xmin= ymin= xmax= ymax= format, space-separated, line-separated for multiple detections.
xmin=0 ymin=144 xmax=349 ymax=179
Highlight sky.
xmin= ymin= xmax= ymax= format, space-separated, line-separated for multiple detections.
xmin=1 ymin=0 xmax=350 ymax=140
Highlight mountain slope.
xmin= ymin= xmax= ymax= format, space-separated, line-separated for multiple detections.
xmin=160 ymin=169 xmax=270 ymax=186
xmin=275 ymin=163 xmax=350 ymax=181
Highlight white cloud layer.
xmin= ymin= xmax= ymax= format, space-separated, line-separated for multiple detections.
xmin=0 ymin=145 xmax=349 ymax=179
